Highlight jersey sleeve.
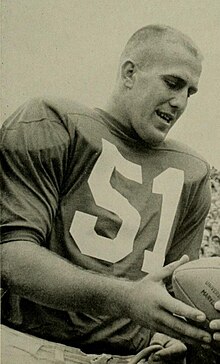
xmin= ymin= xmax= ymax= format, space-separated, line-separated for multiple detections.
xmin=1 ymin=98 xmax=73 ymax=246
xmin=165 ymin=167 xmax=211 ymax=291
xmin=169 ymin=169 xmax=211 ymax=262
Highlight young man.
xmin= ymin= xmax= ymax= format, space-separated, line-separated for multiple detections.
xmin=1 ymin=25 xmax=220 ymax=363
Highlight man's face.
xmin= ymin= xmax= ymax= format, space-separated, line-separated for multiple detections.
xmin=123 ymin=40 xmax=202 ymax=146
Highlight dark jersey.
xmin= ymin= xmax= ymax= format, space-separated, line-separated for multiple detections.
xmin=1 ymin=98 xmax=211 ymax=354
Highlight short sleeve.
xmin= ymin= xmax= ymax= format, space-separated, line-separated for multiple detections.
xmin=0 ymin=98 xmax=71 ymax=245
xmin=166 ymin=168 xmax=211 ymax=263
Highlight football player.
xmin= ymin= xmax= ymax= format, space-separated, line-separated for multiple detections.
xmin=1 ymin=24 xmax=218 ymax=363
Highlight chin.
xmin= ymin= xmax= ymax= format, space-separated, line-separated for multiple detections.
xmin=142 ymin=134 xmax=167 ymax=147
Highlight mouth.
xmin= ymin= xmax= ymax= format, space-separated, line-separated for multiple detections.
xmin=156 ymin=110 xmax=174 ymax=124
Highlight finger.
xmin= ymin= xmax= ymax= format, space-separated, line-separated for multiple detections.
xmin=153 ymin=343 xmax=187 ymax=360
xmin=154 ymin=310 xmax=211 ymax=345
xmin=129 ymin=345 xmax=163 ymax=364
xmin=150 ymin=336 xmax=187 ymax=359
xmin=209 ymin=319 xmax=220 ymax=330
xmin=163 ymin=294 xmax=206 ymax=323
xmin=150 ymin=332 xmax=171 ymax=347
xmin=214 ymin=301 xmax=220 ymax=311
xmin=154 ymin=321 xmax=210 ymax=347
xmin=213 ymin=332 xmax=220 ymax=341
xmin=151 ymin=255 xmax=189 ymax=281
xmin=152 ymin=323 xmax=202 ymax=346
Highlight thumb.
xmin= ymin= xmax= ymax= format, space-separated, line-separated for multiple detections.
xmin=151 ymin=255 xmax=189 ymax=281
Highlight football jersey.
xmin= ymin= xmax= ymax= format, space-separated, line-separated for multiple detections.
xmin=1 ymin=98 xmax=211 ymax=354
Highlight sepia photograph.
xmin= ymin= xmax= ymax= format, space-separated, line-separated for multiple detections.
xmin=1 ymin=1 xmax=220 ymax=363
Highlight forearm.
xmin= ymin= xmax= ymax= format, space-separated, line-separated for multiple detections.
xmin=2 ymin=243 xmax=212 ymax=344
xmin=1 ymin=241 xmax=130 ymax=317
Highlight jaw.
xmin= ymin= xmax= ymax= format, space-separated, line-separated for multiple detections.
xmin=137 ymin=119 xmax=171 ymax=146
xmin=154 ymin=112 xmax=173 ymax=131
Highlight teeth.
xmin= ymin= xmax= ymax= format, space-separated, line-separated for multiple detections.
xmin=156 ymin=111 xmax=171 ymax=122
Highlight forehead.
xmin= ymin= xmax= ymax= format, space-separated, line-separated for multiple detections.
xmin=142 ymin=39 xmax=202 ymax=82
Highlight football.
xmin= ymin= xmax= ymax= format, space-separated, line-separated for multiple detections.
xmin=172 ymin=257 xmax=220 ymax=331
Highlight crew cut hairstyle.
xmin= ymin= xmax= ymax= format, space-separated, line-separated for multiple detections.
xmin=120 ymin=24 xmax=203 ymax=68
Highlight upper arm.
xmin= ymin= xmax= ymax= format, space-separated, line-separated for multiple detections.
xmin=1 ymin=99 xmax=71 ymax=246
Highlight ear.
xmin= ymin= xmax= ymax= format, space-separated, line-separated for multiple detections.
xmin=121 ymin=60 xmax=137 ymax=89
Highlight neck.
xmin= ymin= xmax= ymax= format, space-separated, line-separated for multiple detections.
xmin=103 ymin=92 xmax=129 ymax=128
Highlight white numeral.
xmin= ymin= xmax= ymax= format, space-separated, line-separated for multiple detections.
xmin=142 ymin=168 xmax=184 ymax=273
xmin=70 ymin=139 xmax=184 ymax=272
xmin=70 ymin=139 xmax=142 ymax=262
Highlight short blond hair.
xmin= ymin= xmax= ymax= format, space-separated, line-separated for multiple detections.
xmin=120 ymin=24 xmax=203 ymax=68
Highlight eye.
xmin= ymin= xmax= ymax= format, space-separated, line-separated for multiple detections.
xmin=164 ymin=79 xmax=178 ymax=90
xmin=164 ymin=77 xmax=198 ymax=98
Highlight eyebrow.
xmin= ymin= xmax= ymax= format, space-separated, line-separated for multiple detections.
xmin=166 ymin=75 xmax=198 ymax=94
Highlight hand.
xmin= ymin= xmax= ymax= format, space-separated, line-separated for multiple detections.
xmin=148 ymin=332 xmax=187 ymax=363
xmin=127 ymin=255 xmax=212 ymax=346
xmin=209 ymin=300 xmax=220 ymax=351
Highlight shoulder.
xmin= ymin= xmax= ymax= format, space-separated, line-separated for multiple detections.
xmin=156 ymin=138 xmax=210 ymax=180
xmin=1 ymin=97 xmax=99 ymax=152
xmin=1 ymin=97 xmax=96 ymax=128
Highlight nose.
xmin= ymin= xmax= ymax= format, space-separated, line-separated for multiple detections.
xmin=169 ymin=90 xmax=188 ymax=111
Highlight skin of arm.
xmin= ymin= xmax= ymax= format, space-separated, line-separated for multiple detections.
xmin=1 ymin=240 xmax=212 ymax=346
